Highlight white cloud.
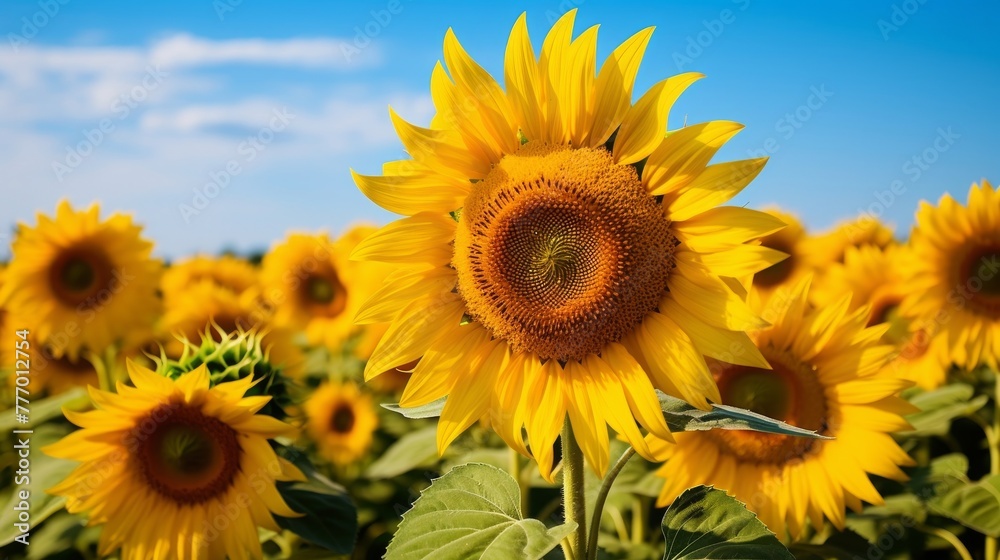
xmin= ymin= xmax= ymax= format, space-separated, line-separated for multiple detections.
xmin=149 ymin=34 xmax=377 ymax=69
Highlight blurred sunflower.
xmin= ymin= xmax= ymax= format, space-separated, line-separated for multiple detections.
xmin=804 ymin=217 xmax=896 ymax=268
xmin=351 ymin=12 xmax=784 ymax=477
xmin=814 ymin=245 xmax=950 ymax=389
xmin=158 ymin=281 xmax=304 ymax=378
xmin=261 ymin=227 xmax=390 ymax=359
xmin=304 ymin=380 xmax=378 ymax=465
xmin=0 ymin=201 xmax=161 ymax=359
xmin=43 ymin=361 xmax=304 ymax=559
xmin=750 ymin=209 xmax=811 ymax=295
xmin=652 ymin=279 xmax=915 ymax=537
xmin=161 ymin=254 xmax=258 ymax=303
xmin=903 ymin=180 xmax=1000 ymax=370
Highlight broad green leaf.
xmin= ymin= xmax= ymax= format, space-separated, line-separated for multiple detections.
xmin=0 ymin=388 xmax=88 ymax=432
xmin=366 ymin=425 xmax=440 ymax=479
xmin=383 ymin=398 xmax=447 ymax=419
xmin=901 ymin=384 xmax=988 ymax=436
xmin=928 ymin=474 xmax=1000 ymax=537
xmin=385 ymin=463 xmax=576 ymax=560
xmin=856 ymin=494 xmax=927 ymax=524
xmin=657 ymin=391 xmax=830 ymax=439
xmin=907 ymin=453 xmax=969 ymax=501
xmin=661 ymin=485 xmax=793 ymax=560
xmin=274 ymin=446 xmax=357 ymax=553
xmin=0 ymin=424 xmax=76 ymax=547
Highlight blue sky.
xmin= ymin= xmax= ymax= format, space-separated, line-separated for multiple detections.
xmin=1 ymin=0 xmax=997 ymax=258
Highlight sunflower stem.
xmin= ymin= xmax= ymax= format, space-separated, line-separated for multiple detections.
xmin=562 ymin=421 xmax=588 ymax=560
xmin=987 ymin=376 xmax=1000 ymax=560
xmin=916 ymin=524 xmax=973 ymax=560
xmin=587 ymin=446 xmax=636 ymax=560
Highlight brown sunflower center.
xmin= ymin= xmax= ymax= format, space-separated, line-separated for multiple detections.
xmin=132 ymin=402 xmax=241 ymax=505
xmin=330 ymin=404 xmax=355 ymax=434
xmin=898 ymin=327 xmax=932 ymax=362
xmin=300 ymin=271 xmax=347 ymax=317
xmin=754 ymin=236 xmax=794 ymax=288
xmin=49 ymin=247 xmax=113 ymax=308
xmin=454 ymin=143 xmax=676 ymax=362
xmin=707 ymin=350 xmax=828 ymax=464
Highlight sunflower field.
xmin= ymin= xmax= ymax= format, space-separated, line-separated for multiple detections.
xmin=2 ymin=8 xmax=999 ymax=560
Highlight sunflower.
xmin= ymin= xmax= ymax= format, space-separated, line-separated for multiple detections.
xmin=814 ymin=245 xmax=950 ymax=389
xmin=161 ymin=254 xmax=258 ymax=303
xmin=43 ymin=361 xmax=304 ymax=560
xmin=261 ymin=227 xmax=390 ymax=359
xmin=304 ymin=380 xmax=378 ymax=465
xmin=0 ymin=201 xmax=161 ymax=360
xmin=750 ymin=208 xmax=812 ymax=294
xmin=158 ymin=281 xmax=304 ymax=378
xmin=903 ymin=180 xmax=1000 ymax=370
xmin=350 ymin=11 xmax=785 ymax=478
xmin=804 ymin=216 xmax=896 ymax=269
xmin=652 ymin=279 xmax=915 ymax=537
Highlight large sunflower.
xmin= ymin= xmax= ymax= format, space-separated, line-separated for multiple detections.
xmin=751 ymin=208 xmax=812 ymax=295
xmin=261 ymin=227 xmax=390 ymax=358
xmin=903 ymin=180 xmax=1000 ymax=370
xmin=653 ymin=279 xmax=915 ymax=537
xmin=0 ymin=201 xmax=161 ymax=359
xmin=814 ymin=245 xmax=950 ymax=389
xmin=44 ymin=361 xmax=304 ymax=560
xmin=351 ymin=11 xmax=785 ymax=477
xmin=304 ymin=380 xmax=379 ymax=466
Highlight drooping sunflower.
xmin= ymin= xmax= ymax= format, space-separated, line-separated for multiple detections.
xmin=750 ymin=208 xmax=812 ymax=295
xmin=652 ymin=279 xmax=915 ymax=537
xmin=351 ymin=11 xmax=786 ymax=478
xmin=261 ymin=227 xmax=391 ymax=359
xmin=161 ymin=254 xmax=258 ymax=304
xmin=902 ymin=180 xmax=1000 ymax=370
xmin=804 ymin=216 xmax=896 ymax=269
xmin=814 ymin=245 xmax=950 ymax=389
xmin=44 ymin=361 xmax=304 ymax=560
xmin=0 ymin=201 xmax=161 ymax=359
xmin=304 ymin=380 xmax=378 ymax=465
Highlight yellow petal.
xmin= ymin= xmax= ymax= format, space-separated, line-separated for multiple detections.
xmin=351 ymin=169 xmax=468 ymax=216
xmin=564 ymin=360 xmax=610 ymax=476
xmin=390 ymin=107 xmax=490 ymax=178
xmin=538 ymin=9 xmax=576 ymax=143
xmin=492 ymin=350 xmax=530 ymax=456
xmin=613 ymin=73 xmax=703 ymax=165
xmin=660 ymin=297 xmax=769 ymax=368
xmin=673 ymin=207 xmax=786 ymax=252
xmin=175 ymin=365 xmax=210 ymax=402
xmin=665 ymin=157 xmax=767 ymax=221
xmin=644 ymin=120 xmax=744 ymax=195
xmin=350 ymin=212 xmax=456 ymax=265
xmin=127 ymin=359 xmax=173 ymax=393
xmin=364 ymin=295 xmax=465 ymax=379
xmin=504 ymin=13 xmax=544 ymax=142
xmin=355 ymin=267 xmax=456 ymax=325
xmin=667 ymin=260 xmax=767 ymax=331
xmin=635 ymin=311 xmax=720 ymax=409
xmin=437 ymin=341 xmax=506 ymax=452
xmin=587 ymin=27 xmax=653 ymax=147
xmin=524 ymin=358 xmax=567 ymax=481
xmin=601 ymin=343 xmax=673 ymax=442
xmin=401 ymin=324 xmax=490 ymax=407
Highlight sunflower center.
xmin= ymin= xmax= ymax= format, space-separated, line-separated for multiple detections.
xmin=300 ymin=271 xmax=347 ymax=317
xmin=49 ymin=248 xmax=113 ymax=308
xmin=454 ymin=143 xmax=676 ymax=362
xmin=754 ymin=237 xmax=793 ymax=288
xmin=132 ymin=402 xmax=241 ymax=505
xmin=707 ymin=350 xmax=828 ymax=464
xmin=898 ymin=328 xmax=932 ymax=362
xmin=330 ymin=404 xmax=355 ymax=434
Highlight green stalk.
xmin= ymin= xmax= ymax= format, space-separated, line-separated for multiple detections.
xmin=587 ymin=447 xmax=636 ymax=559
xmin=562 ymin=422 xmax=588 ymax=560
xmin=987 ymin=377 xmax=1000 ymax=560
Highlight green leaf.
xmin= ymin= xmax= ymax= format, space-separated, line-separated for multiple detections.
xmin=0 ymin=387 xmax=88 ymax=432
xmin=274 ymin=451 xmax=357 ymax=554
xmin=385 ymin=463 xmax=575 ymax=560
xmin=907 ymin=453 xmax=969 ymax=501
xmin=383 ymin=398 xmax=446 ymax=419
xmin=661 ymin=485 xmax=793 ymax=560
xmin=928 ymin=474 xmax=1000 ymax=537
xmin=901 ymin=384 xmax=988 ymax=436
xmin=657 ymin=391 xmax=831 ymax=439
xmin=366 ymin=425 xmax=440 ymax=479
xmin=0 ymin=424 xmax=77 ymax=547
